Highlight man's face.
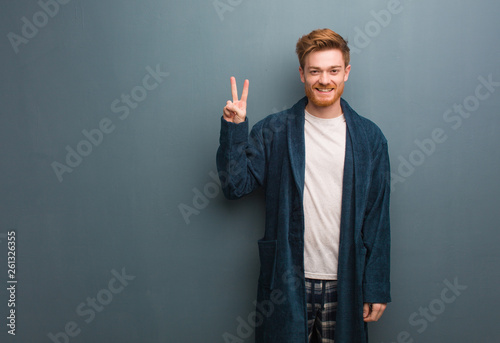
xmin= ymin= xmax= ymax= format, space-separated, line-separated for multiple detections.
xmin=299 ymin=49 xmax=351 ymax=108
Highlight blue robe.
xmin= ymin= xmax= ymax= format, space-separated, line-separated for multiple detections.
xmin=217 ymin=97 xmax=391 ymax=343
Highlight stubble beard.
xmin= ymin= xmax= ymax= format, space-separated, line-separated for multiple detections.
xmin=304 ymin=82 xmax=344 ymax=107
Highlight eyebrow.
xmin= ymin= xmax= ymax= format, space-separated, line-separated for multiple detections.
xmin=308 ymin=65 xmax=343 ymax=70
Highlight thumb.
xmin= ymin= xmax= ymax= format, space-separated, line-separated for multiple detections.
xmin=227 ymin=103 xmax=245 ymax=118
xmin=363 ymin=303 xmax=371 ymax=318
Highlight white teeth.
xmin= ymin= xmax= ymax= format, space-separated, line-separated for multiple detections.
xmin=317 ymin=88 xmax=333 ymax=92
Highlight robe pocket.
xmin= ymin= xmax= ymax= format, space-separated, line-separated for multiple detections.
xmin=257 ymin=239 xmax=278 ymax=290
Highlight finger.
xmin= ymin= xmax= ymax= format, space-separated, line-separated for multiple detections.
xmin=369 ymin=310 xmax=381 ymax=321
xmin=240 ymin=79 xmax=249 ymax=102
xmin=227 ymin=103 xmax=243 ymax=118
xmin=223 ymin=100 xmax=234 ymax=114
xmin=225 ymin=102 xmax=236 ymax=113
xmin=365 ymin=304 xmax=386 ymax=322
xmin=231 ymin=76 xmax=238 ymax=102
xmin=371 ymin=304 xmax=386 ymax=321
xmin=363 ymin=303 xmax=371 ymax=319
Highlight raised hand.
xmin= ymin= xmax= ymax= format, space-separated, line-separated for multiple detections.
xmin=223 ymin=76 xmax=249 ymax=124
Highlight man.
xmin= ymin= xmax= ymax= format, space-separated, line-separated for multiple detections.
xmin=217 ymin=28 xmax=391 ymax=343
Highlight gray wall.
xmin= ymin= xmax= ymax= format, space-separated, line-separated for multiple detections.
xmin=1 ymin=0 xmax=499 ymax=342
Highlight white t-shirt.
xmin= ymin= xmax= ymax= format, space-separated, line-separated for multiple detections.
xmin=303 ymin=110 xmax=346 ymax=280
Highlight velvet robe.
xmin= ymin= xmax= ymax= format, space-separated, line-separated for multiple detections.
xmin=217 ymin=97 xmax=391 ymax=343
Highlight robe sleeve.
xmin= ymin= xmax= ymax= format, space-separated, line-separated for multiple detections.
xmin=362 ymin=141 xmax=392 ymax=304
xmin=216 ymin=116 xmax=266 ymax=200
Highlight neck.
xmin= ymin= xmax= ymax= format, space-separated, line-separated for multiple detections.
xmin=305 ymin=99 xmax=343 ymax=119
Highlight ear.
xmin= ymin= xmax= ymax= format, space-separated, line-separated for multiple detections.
xmin=344 ymin=64 xmax=351 ymax=82
xmin=299 ymin=66 xmax=305 ymax=83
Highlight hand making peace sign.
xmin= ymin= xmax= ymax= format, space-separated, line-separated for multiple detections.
xmin=223 ymin=76 xmax=249 ymax=124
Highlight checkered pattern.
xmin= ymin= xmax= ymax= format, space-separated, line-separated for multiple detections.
xmin=305 ymin=278 xmax=338 ymax=343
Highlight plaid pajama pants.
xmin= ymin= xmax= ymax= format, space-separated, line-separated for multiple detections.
xmin=305 ymin=278 xmax=338 ymax=343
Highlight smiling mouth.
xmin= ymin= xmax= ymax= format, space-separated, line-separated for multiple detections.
xmin=315 ymin=88 xmax=334 ymax=93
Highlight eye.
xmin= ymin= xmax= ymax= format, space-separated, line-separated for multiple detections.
xmin=310 ymin=70 xmax=319 ymax=74
xmin=331 ymin=69 xmax=339 ymax=74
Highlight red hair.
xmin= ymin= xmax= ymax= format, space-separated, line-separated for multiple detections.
xmin=296 ymin=28 xmax=350 ymax=68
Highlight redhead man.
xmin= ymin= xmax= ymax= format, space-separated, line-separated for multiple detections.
xmin=217 ymin=28 xmax=391 ymax=343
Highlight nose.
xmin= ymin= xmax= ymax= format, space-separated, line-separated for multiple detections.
xmin=319 ymin=72 xmax=329 ymax=85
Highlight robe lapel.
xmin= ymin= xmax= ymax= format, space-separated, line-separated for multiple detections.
xmin=336 ymin=99 xmax=369 ymax=341
xmin=287 ymin=97 xmax=307 ymax=197
xmin=341 ymin=98 xmax=370 ymax=232
xmin=338 ymin=104 xmax=354 ymax=276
